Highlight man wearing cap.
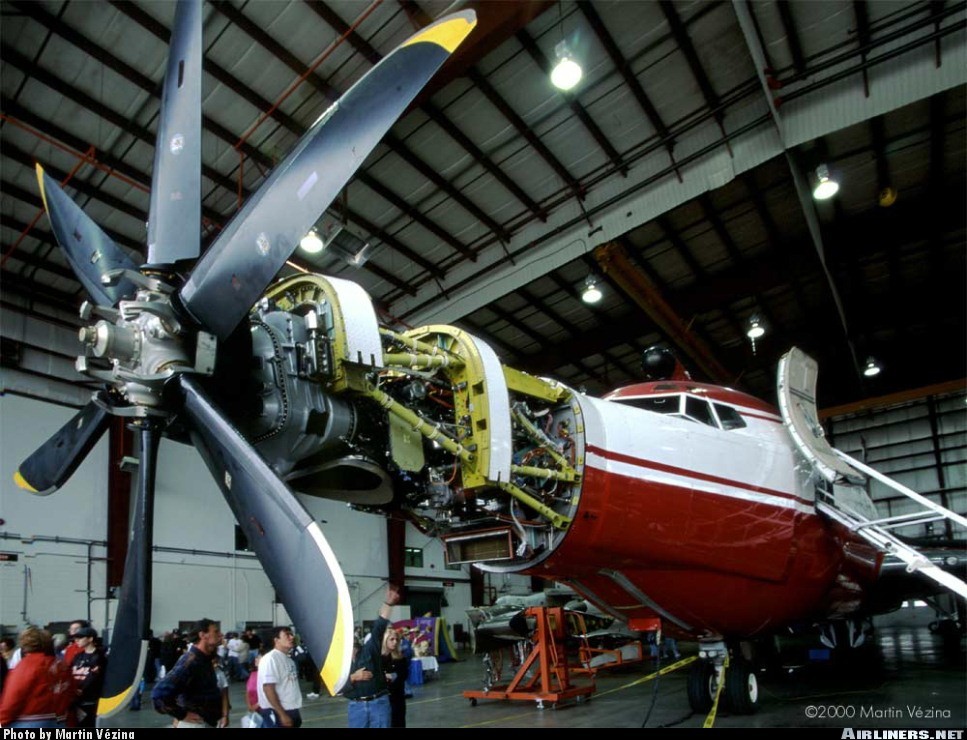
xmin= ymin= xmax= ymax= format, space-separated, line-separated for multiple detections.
xmin=341 ymin=584 xmax=401 ymax=728
xmin=69 ymin=626 xmax=105 ymax=728
xmin=152 ymin=619 xmax=225 ymax=728
xmin=62 ymin=620 xmax=91 ymax=671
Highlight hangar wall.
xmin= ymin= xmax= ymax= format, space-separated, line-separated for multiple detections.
xmin=827 ymin=389 xmax=967 ymax=539
xmin=0 ymin=392 xmax=530 ymax=640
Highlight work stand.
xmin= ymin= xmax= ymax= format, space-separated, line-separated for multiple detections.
xmin=463 ymin=606 xmax=596 ymax=709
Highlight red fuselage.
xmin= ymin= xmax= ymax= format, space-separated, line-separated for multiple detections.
xmin=516 ymin=381 xmax=881 ymax=638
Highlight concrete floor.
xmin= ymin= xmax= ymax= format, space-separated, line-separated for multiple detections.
xmin=108 ymin=625 xmax=965 ymax=729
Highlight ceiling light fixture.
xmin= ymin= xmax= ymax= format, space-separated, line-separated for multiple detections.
xmin=299 ymin=228 xmax=323 ymax=254
xmin=551 ymin=40 xmax=582 ymax=91
xmin=863 ymin=357 xmax=882 ymax=377
xmin=581 ymin=274 xmax=602 ymax=304
xmin=812 ymin=163 xmax=839 ymax=200
xmin=746 ymin=315 xmax=765 ymax=340
xmin=746 ymin=314 xmax=765 ymax=355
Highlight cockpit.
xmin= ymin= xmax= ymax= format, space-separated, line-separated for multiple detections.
xmin=611 ymin=393 xmax=747 ymax=430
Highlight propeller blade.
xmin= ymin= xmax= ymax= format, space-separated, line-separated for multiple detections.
xmin=14 ymin=399 xmax=110 ymax=495
xmin=147 ymin=0 xmax=202 ymax=265
xmin=97 ymin=424 xmax=160 ymax=719
xmin=178 ymin=375 xmax=354 ymax=694
xmin=178 ymin=10 xmax=477 ymax=340
xmin=35 ymin=165 xmax=138 ymax=306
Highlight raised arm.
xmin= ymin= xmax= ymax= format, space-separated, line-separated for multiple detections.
xmin=379 ymin=583 xmax=401 ymax=620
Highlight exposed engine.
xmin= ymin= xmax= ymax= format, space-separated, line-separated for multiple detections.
xmin=236 ymin=274 xmax=586 ymax=572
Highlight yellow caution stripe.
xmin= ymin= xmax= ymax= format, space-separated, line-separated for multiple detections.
xmin=402 ymin=10 xmax=476 ymax=53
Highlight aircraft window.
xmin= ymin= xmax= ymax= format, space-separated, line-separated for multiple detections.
xmin=713 ymin=403 xmax=747 ymax=430
xmin=613 ymin=395 xmax=682 ymax=414
xmin=684 ymin=396 xmax=715 ymax=426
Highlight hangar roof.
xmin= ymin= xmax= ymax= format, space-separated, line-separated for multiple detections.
xmin=2 ymin=0 xmax=964 ymax=408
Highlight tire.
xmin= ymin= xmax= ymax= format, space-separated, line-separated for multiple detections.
xmin=724 ymin=658 xmax=759 ymax=714
xmin=686 ymin=661 xmax=716 ymax=713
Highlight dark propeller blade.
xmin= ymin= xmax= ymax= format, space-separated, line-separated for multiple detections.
xmin=36 ymin=165 xmax=138 ymax=306
xmin=14 ymin=399 xmax=110 ymax=495
xmin=147 ymin=0 xmax=202 ymax=265
xmin=178 ymin=375 xmax=354 ymax=694
xmin=178 ymin=10 xmax=477 ymax=340
xmin=97 ymin=424 xmax=160 ymax=719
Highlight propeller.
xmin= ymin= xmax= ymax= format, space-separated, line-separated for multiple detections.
xmin=180 ymin=376 xmax=353 ymax=692
xmin=146 ymin=0 xmax=202 ymax=265
xmin=97 ymin=424 xmax=159 ymax=718
xmin=178 ymin=9 xmax=478 ymax=340
xmin=35 ymin=166 xmax=138 ymax=306
xmin=16 ymin=0 xmax=477 ymax=717
xmin=14 ymin=398 xmax=110 ymax=496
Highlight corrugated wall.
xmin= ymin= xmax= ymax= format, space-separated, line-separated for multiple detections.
xmin=828 ymin=390 xmax=966 ymax=539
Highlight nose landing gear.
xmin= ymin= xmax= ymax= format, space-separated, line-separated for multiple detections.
xmin=686 ymin=641 xmax=759 ymax=715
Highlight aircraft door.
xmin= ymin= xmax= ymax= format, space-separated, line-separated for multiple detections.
xmin=777 ymin=348 xmax=866 ymax=486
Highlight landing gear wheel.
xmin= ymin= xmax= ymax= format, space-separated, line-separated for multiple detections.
xmin=686 ymin=661 xmax=716 ymax=713
xmin=724 ymin=658 xmax=759 ymax=714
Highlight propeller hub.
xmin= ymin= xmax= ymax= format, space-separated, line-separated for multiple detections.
xmin=80 ymin=320 xmax=138 ymax=361
xmin=76 ymin=289 xmax=207 ymax=412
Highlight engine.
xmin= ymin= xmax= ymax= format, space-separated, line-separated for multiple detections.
xmin=238 ymin=274 xmax=587 ymax=573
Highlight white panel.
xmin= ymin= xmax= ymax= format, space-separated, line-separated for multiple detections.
xmin=460 ymin=332 xmax=512 ymax=482
xmin=782 ymin=33 xmax=967 ymax=149
xmin=326 ymin=275 xmax=382 ymax=366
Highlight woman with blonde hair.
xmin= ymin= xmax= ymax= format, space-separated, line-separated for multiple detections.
xmin=382 ymin=629 xmax=411 ymax=728
xmin=0 ymin=626 xmax=72 ymax=729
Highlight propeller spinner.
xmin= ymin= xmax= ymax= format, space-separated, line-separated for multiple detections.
xmin=16 ymin=0 xmax=477 ymax=718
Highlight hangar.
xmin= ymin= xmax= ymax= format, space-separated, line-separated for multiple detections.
xmin=0 ymin=0 xmax=964 ymax=728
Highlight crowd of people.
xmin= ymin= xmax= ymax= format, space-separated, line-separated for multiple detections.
xmin=0 ymin=619 xmax=106 ymax=729
xmin=0 ymin=584 xmax=417 ymax=729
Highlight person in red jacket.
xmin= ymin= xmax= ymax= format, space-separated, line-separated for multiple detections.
xmin=0 ymin=626 xmax=73 ymax=729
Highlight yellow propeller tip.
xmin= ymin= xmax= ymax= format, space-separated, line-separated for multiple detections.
xmin=320 ymin=594 xmax=353 ymax=695
xmin=34 ymin=164 xmax=50 ymax=212
xmin=402 ymin=10 xmax=476 ymax=54
xmin=97 ymin=686 xmax=133 ymax=717
xmin=14 ymin=471 xmax=37 ymax=493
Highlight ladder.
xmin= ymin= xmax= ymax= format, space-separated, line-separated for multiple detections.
xmin=817 ymin=449 xmax=967 ymax=600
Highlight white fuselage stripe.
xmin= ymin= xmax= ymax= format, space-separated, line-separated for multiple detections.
xmin=585 ymin=450 xmax=815 ymax=516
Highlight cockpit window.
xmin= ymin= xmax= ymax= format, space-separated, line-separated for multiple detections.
xmin=713 ymin=403 xmax=746 ymax=430
xmin=614 ymin=395 xmax=681 ymax=414
xmin=684 ymin=396 xmax=715 ymax=426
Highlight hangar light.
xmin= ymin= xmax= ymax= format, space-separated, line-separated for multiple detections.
xmin=551 ymin=41 xmax=582 ymax=91
xmin=299 ymin=229 xmax=324 ymax=254
xmin=582 ymin=275 xmax=602 ymax=304
xmin=812 ymin=163 xmax=840 ymax=200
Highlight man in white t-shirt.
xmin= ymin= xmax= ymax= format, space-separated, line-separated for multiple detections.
xmin=256 ymin=627 xmax=303 ymax=728
xmin=226 ymin=633 xmax=250 ymax=682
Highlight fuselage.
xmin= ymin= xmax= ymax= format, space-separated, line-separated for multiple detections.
xmin=506 ymin=381 xmax=882 ymax=638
